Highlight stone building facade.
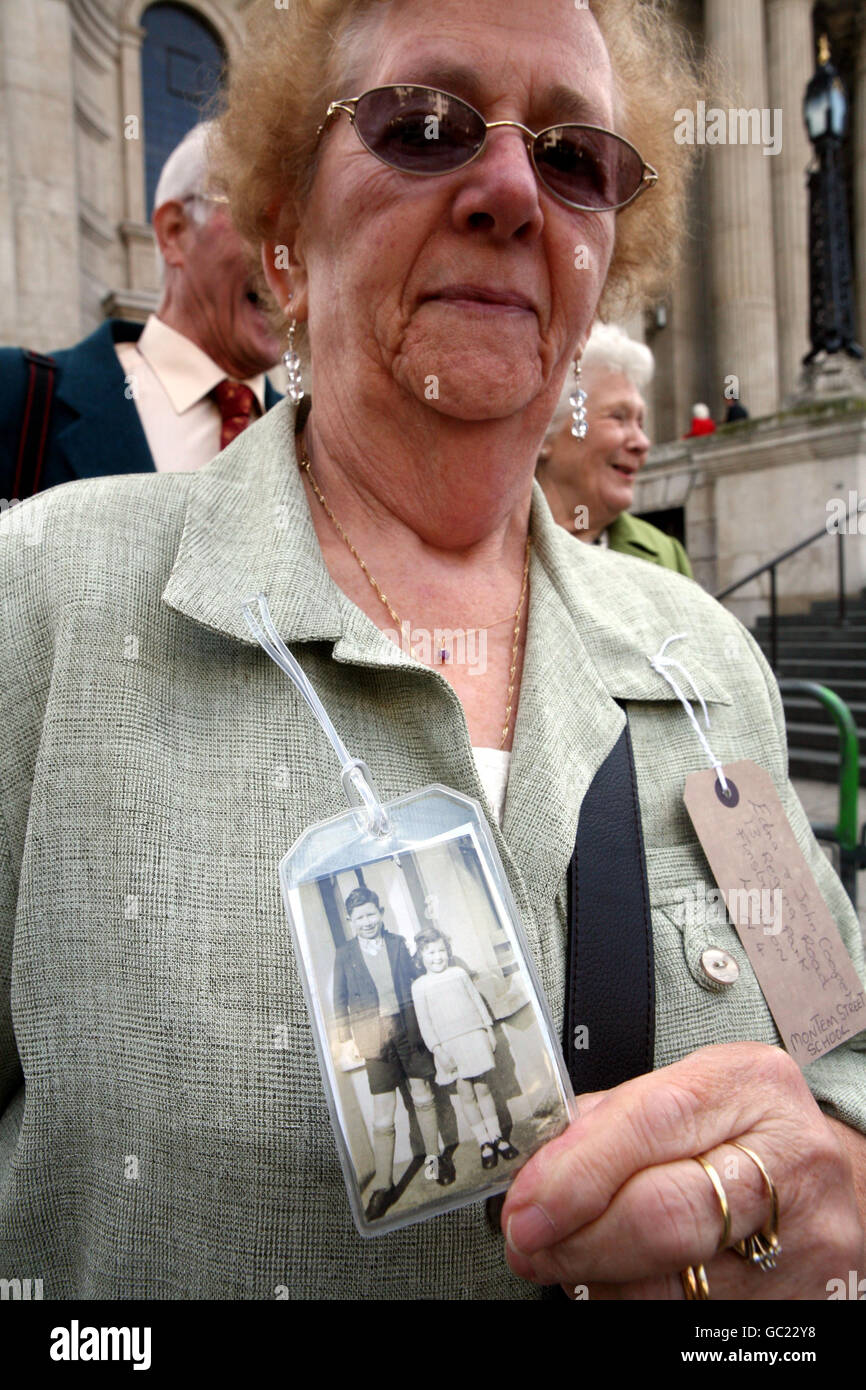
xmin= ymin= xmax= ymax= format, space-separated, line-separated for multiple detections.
xmin=633 ymin=0 xmax=866 ymax=617
xmin=1 ymin=0 xmax=864 ymax=609
xmin=0 ymin=0 xmax=249 ymax=353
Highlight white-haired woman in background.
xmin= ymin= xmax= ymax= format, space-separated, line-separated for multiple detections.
xmin=536 ymin=322 xmax=692 ymax=576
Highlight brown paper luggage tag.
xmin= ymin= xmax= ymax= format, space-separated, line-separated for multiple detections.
xmin=684 ymin=760 xmax=866 ymax=1068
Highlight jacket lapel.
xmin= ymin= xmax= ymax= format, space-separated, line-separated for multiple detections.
xmin=503 ymin=517 xmax=626 ymax=899
xmin=350 ymin=940 xmax=372 ymax=997
xmin=162 ymin=398 xmax=344 ymax=644
xmin=53 ymin=320 xmax=155 ymax=480
xmin=608 ymin=511 xmax=657 ymax=559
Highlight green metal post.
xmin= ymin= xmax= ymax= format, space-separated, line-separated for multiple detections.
xmin=778 ymin=678 xmax=862 ymax=907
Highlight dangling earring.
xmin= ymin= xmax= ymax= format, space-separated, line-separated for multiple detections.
xmin=570 ymin=358 xmax=588 ymax=439
xmin=282 ymin=313 xmax=304 ymax=404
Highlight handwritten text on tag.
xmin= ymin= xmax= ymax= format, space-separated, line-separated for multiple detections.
xmin=684 ymin=760 xmax=865 ymax=1068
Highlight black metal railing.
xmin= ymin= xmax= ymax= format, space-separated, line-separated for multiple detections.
xmin=715 ymin=496 xmax=865 ymax=669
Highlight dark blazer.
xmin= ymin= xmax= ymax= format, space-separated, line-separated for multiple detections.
xmin=0 ymin=319 xmax=282 ymax=499
xmin=333 ymin=931 xmax=424 ymax=1059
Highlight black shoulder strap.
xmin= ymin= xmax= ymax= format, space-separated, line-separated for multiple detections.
xmin=13 ymin=349 xmax=57 ymax=500
xmin=564 ymin=711 xmax=655 ymax=1091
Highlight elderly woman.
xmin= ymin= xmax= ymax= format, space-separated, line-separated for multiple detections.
xmin=536 ymin=322 xmax=693 ymax=574
xmin=1 ymin=0 xmax=864 ymax=1302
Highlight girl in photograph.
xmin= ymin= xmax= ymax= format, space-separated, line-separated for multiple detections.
xmin=411 ymin=927 xmax=519 ymax=1171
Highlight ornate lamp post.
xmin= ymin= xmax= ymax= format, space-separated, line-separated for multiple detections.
xmin=801 ymin=35 xmax=863 ymax=380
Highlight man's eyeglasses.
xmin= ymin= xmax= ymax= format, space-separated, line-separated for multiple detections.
xmin=181 ymin=192 xmax=230 ymax=207
xmin=317 ymin=84 xmax=658 ymax=213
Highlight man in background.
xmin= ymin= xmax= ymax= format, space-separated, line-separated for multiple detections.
xmin=0 ymin=122 xmax=282 ymax=500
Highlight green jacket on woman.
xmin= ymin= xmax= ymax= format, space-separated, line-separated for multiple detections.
xmin=607 ymin=510 xmax=694 ymax=577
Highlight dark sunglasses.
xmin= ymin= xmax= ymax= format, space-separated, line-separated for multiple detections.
xmin=317 ymin=84 xmax=658 ymax=213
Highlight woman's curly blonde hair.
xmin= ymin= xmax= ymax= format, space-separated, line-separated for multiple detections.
xmin=214 ymin=0 xmax=704 ymax=334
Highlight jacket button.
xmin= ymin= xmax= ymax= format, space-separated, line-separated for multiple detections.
xmin=700 ymin=948 xmax=739 ymax=984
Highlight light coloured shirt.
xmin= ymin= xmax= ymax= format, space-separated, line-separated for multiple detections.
xmin=114 ymin=315 xmax=266 ymax=473
xmin=472 ymin=746 xmax=511 ymax=827
xmin=357 ymin=934 xmax=383 ymax=957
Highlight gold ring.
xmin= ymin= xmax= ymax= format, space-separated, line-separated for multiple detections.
xmin=730 ymin=1141 xmax=782 ymax=1270
xmin=692 ymin=1154 xmax=732 ymax=1252
xmin=680 ymin=1263 xmax=710 ymax=1300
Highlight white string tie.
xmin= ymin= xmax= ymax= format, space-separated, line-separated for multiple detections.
xmin=649 ymin=633 xmax=730 ymax=795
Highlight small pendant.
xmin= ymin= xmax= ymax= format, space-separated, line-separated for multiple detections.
xmin=439 ymin=647 xmax=451 ymax=663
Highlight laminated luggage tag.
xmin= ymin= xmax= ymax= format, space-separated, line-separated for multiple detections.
xmin=242 ymin=594 xmax=573 ymax=1238
xmin=651 ymin=636 xmax=866 ymax=1069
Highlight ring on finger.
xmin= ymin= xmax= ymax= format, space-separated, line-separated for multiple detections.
xmin=679 ymin=1154 xmax=730 ymax=1301
xmin=729 ymin=1141 xmax=782 ymax=1271
xmin=680 ymin=1263 xmax=710 ymax=1300
xmin=693 ymin=1154 xmax=732 ymax=1252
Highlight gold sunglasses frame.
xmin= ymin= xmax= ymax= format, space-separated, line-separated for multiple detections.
xmin=316 ymin=84 xmax=658 ymax=213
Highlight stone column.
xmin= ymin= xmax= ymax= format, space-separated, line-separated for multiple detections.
xmin=704 ymin=0 xmax=780 ymax=418
xmin=672 ymin=173 xmax=710 ymax=438
xmin=119 ymin=23 xmax=146 ymax=229
xmin=0 ymin=0 xmax=81 ymax=350
xmin=649 ymin=195 xmax=707 ymax=444
xmin=855 ymin=20 xmax=866 ymax=350
xmin=766 ymin=0 xmax=813 ymax=402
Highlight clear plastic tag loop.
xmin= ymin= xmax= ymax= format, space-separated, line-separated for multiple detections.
xmin=341 ymin=758 xmax=390 ymax=837
xmin=241 ymin=592 xmax=391 ymax=834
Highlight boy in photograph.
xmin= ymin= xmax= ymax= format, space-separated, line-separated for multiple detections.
xmin=332 ymin=888 xmax=455 ymax=1219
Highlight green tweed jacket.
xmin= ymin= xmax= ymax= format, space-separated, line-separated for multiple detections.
xmin=607 ymin=510 xmax=694 ymax=577
xmin=1 ymin=399 xmax=864 ymax=1299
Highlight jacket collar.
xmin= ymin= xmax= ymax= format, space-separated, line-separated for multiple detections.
xmin=162 ymin=397 xmax=344 ymax=645
xmin=533 ymin=509 xmax=731 ymax=705
xmin=161 ymin=397 xmax=731 ymax=707
xmin=607 ymin=510 xmax=659 ymax=558
xmin=53 ymin=319 xmax=155 ymax=480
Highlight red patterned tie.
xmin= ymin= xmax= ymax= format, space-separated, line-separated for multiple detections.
xmin=212 ymin=379 xmax=256 ymax=449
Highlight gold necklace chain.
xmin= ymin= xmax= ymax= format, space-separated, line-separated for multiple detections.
xmin=299 ymin=448 xmax=531 ymax=749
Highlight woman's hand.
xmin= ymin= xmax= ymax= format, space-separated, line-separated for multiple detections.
xmin=338 ymin=1039 xmax=363 ymax=1069
xmin=501 ymin=1042 xmax=866 ymax=1299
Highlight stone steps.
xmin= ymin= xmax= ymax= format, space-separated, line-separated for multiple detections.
xmin=750 ymin=591 xmax=866 ymax=784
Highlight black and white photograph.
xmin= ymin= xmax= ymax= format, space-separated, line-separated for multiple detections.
xmin=286 ymin=826 xmax=572 ymax=1233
